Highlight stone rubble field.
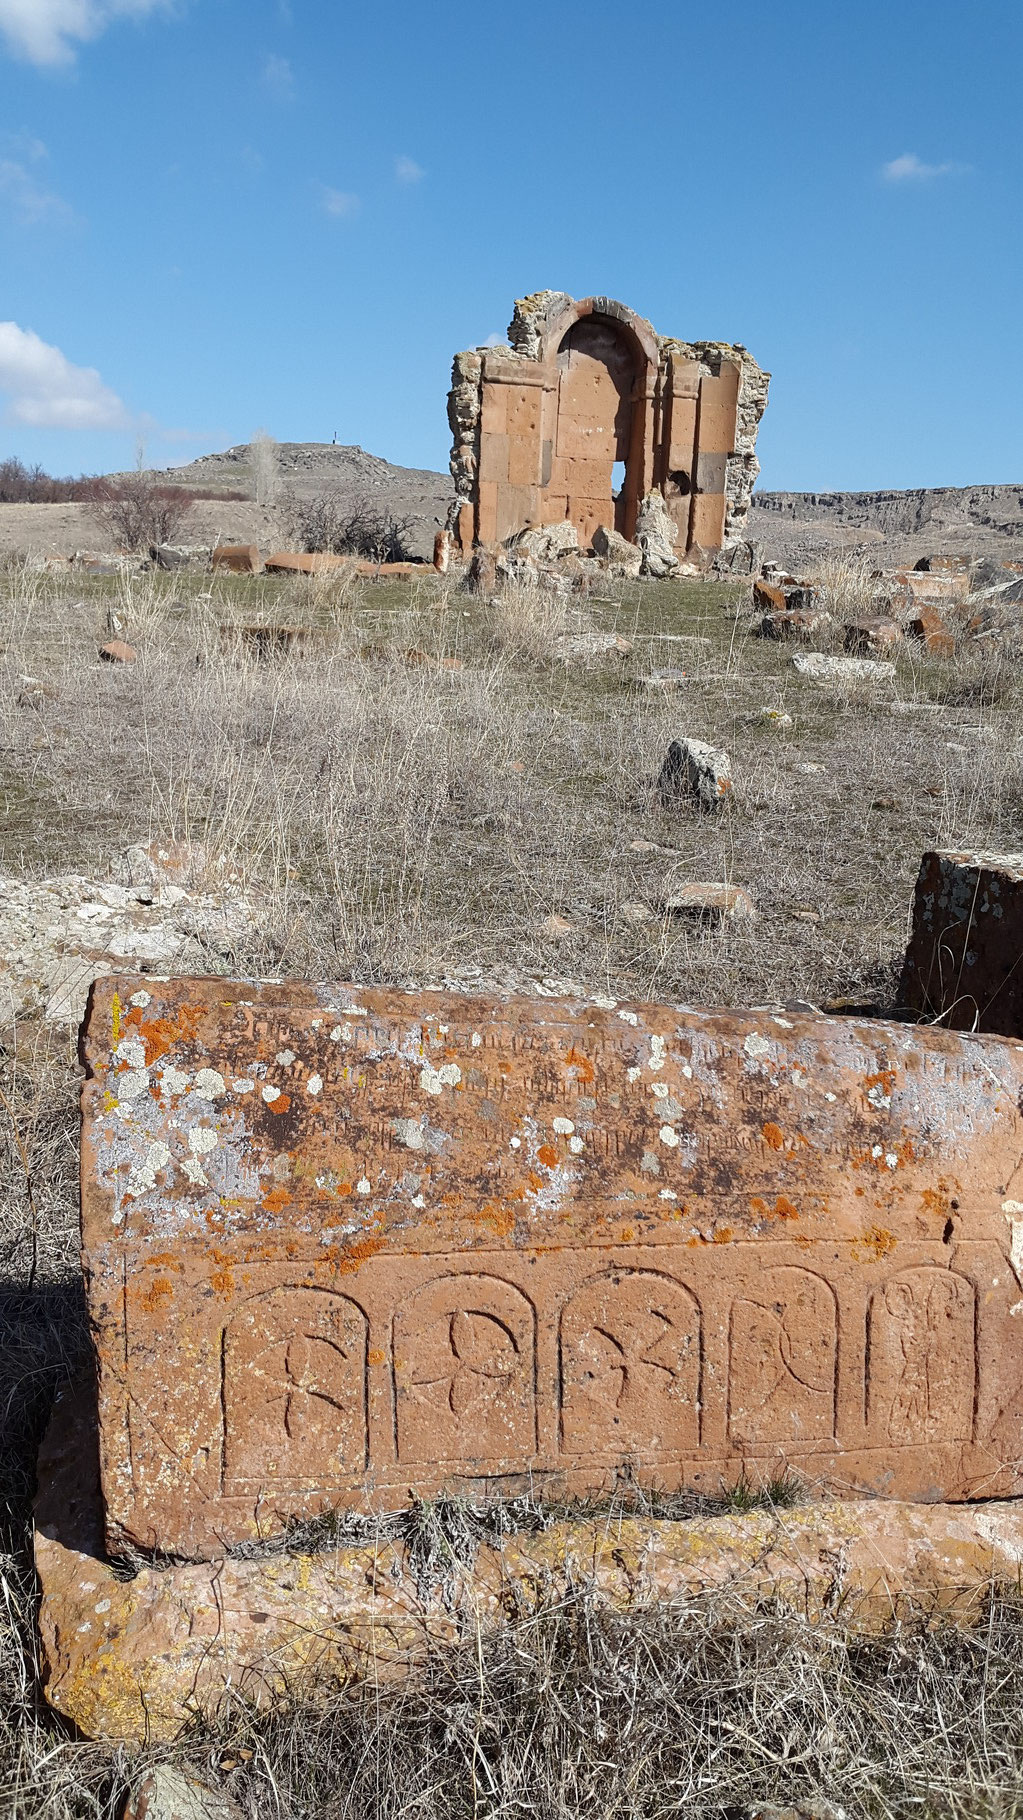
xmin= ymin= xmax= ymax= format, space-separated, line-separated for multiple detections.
xmin=6 ymin=546 xmax=1023 ymax=1818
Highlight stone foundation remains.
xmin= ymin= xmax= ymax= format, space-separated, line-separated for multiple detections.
xmin=447 ymin=293 xmax=769 ymax=559
xmin=900 ymin=850 xmax=1023 ymax=1036
xmin=78 ymin=977 xmax=1023 ymax=1564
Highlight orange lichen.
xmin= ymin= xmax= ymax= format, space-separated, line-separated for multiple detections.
xmin=138 ymin=1278 xmax=173 ymax=1312
xmin=537 ymin=1144 xmax=559 ymax=1169
xmin=762 ymin=1122 xmax=786 ymax=1151
xmin=855 ymin=1225 xmax=897 ymax=1261
xmin=262 ymin=1186 xmax=292 ymax=1215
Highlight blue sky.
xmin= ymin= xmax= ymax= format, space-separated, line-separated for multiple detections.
xmin=0 ymin=0 xmax=1019 ymax=490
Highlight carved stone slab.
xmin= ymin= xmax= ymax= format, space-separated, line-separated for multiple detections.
xmin=81 ymin=976 xmax=1023 ymax=1560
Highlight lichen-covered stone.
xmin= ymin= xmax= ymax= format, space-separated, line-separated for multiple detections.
xmin=79 ymin=976 xmax=1023 ymax=1566
xmin=899 ymin=850 xmax=1023 ymax=1036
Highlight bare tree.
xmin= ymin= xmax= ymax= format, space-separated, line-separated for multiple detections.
xmin=91 ymin=449 xmax=195 ymax=552
xmin=285 ymin=491 xmax=416 ymax=562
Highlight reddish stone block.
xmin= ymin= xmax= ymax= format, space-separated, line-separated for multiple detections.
xmin=908 ymin=605 xmax=955 ymax=654
xmin=753 ymin=579 xmax=787 ymax=614
xmin=900 ymin=850 xmax=1023 ymax=1036
xmin=98 ymin=640 xmax=136 ymax=664
xmin=82 ymin=976 xmax=1023 ymax=1561
xmin=212 ymin=545 xmax=260 ymax=574
xmin=844 ymin=619 xmax=902 ymax=655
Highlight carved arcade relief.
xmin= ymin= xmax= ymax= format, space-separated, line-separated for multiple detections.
xmin=79 ymin=976 xmax=1023 ymax=1559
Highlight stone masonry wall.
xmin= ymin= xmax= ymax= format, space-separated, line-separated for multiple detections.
xmin=447 ymin=292 xmax=769 ymax=559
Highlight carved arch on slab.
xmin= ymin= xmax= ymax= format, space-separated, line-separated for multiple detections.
xmin=559 ymin=1267 xmax=702 ymax=1456
xmin=222 ymin=1284 xmax=369 ymax=1489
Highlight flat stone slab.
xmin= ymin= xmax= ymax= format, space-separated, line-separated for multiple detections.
xmin=81 ymin=977 xmax=1023 ymax=1560
xmin=35 ymin=1381 xmax=1023 ymax=1744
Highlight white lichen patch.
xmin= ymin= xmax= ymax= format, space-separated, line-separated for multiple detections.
xmin=194 ymin=1069 xmax=226 ymax=1100
xmin=115 ymin=1038 xmax=147 ymax=1068
xmin=356 ymin=1177 xmax=371 ymax=1195
xmin=648 ymin=1034 xmax=667 ymax=1072
xmin=393 ymin=1117 xmax=426 ymax=1150
xmin=188 ymin=1126 xmax=218 ymax=1155
xmin=276 ymin=1048 xmax=296 ymax=1066
xmin=627 ymin=1066 xmax=641 ymax=1083
xmin=867 ymin=1083 xmax=892 ymax=1110
xmin=617 ymin=1010 xmax=638 ymax=1026
xmin=743 ymin=1033 xmax=771 ymax=1061
xmin=471 ymin=1032 xmax=483 ymax=1047
xmin=419 ymin=1061 xmax=461 ymax=1095
xmin=411 ymin=1193 xmax=426 ymax=1208
xmin=306 ymin=1073 xmax=323 ymax=1096
xmin=569 ymin=1135 xmax=584 ymax=1154
xmin=553 ymin=1116 xmax=575 ymax=1134
xmin=233 ymin=1078 xmax=254 ymax=1094
xmin=262 ymin=1084 xmax=282 ymax=1104
xmin=117 ymin=1069 xmax=149 ymax=1103
xmin=510 ymin=1136 xmax=522 ymax=1150
xmin=127 ymin=1139 xmax=171 ymax=1197
xmin=160 ymin=1065 xmax=190 ymax=1096
xmin=128 ymin=989 xmax=151 ymax=1008
xmin=659 ymin=1125 xmax=679 ymax=1148
xmin=181 ymin=1156 xmax=208 ymax=1186
xmin=650 ymin=1082 xmax=669 ymax=1099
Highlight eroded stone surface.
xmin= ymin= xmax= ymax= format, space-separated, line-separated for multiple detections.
xmin=81 ymin=977 xmax=1023 ymax=1561
xmin=35 ymin=1381 xmax=1023 ymax=1744
xmin=900 ymin=850 xmax=1023 ymax=1036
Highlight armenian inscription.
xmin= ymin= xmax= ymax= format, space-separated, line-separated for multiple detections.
xmin=81 ymin=976 xmax=1023 ymax=1559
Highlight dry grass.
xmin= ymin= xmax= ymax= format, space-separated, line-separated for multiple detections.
xmin=3 ymin=558 xmax=1023 ymax=1814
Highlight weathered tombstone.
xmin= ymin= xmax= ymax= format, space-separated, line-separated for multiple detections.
xmin=79 ymin=975 xmax=1023 ymax=1564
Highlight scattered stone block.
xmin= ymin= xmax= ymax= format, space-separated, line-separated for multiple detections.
xmin=592 ymin=524 xmax=643 ymax=576
xmin=114 ymin=840 xmax=212 ymax=891
xmin=212 ymin=544 xmax=260 ymax=574
xmin=908 ymin=604 xmax=955 ymax=654
xmin=98 ymin=640 xmax=136 ymax=664
xmin=753 ymin=579 xmax=787 ymax=613
xmin=263 ymin=551 xmax=349 ymax=575
xmin=759 ymin=707 xmax=793 ymax=727
xmin=661 ymin=882 xmax=755 ymax=922
xmin=657 ymin=737 xmax=732 ymax=810
xmin=792 ymin=652 xmax=896 ymax=687
xmin=758 ymin=609 xmax=832 ymax=641
xmin=844 ymin=619 xmax=902 ymax=655
xmin=36 ymin=1371 xmax=1023 ymax=1742
xmin=151 ymin=544 xmax=207 ymax=572
xmin=464 ymin=546 xmax=498 ymax=594
xmin=508 ymin=522 xmax=579 ymax=562
xmin=899 ymin=850 xmax=1023 ymax=1035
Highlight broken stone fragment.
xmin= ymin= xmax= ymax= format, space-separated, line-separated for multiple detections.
xmin=122 ymin=1766 xmax=244 ymax=1820
xmin=759 ymin=706 xmax=793 ymax=727
xmin=591 ymin=523 xmax=643 ymax=576
xmin=907 ymin=604 xmax=956 ymax=654
xmin=98 ymin=640 xmax=136 ymax=664
xmin=899 ymin=849 xmax=1023 ymax=1036
xmin=792 ymin=652 xmax=896 ymax=687
xmin=661 ymin=881 xmax=755 ymax=922
xmin=843 ymin=618 xmax=902 ymax=655
xmin=657 ymin=737 xmax=732 ymax=811
xmin=507 ymin=521 xmax=579 ymax=562
xmin=554 ymin=631 xmax=633 ymax=664
xmin=635 ymin=493 xmax=680 ymax=577
xmin=635 ymin=669 xmax=687 ymax=695
xmin=16 ymin=674 xmax=59 ymax=707
xmin=758 ymin=609 xmax=832 ymax=641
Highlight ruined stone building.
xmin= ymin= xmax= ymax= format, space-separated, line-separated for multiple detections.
xmin=448 ymin=291 xmax=769 ymax=558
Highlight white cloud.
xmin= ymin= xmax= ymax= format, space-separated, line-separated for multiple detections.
xmin=881 ymin=152 xmax=961 ymax=183
xmin=0 ymin=158 xmax=71 ymax=223
xmin=395 ymin=155 xmax=424 ymax=185
xmin=483 ymin=332 xmax=504 ymax=348
xmin=0 ymin=0 xmax=170 ymax=68
xmin=261 ymin=51 xmax=294 ymax=99
xmin=0 ymin=322 xmax=129 ymax=428
xmin=322 ymin=187 xmax=359 ymax=219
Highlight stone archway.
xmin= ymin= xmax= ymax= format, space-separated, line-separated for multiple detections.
xmin=552 ymin=315 xmax=642 ymax=542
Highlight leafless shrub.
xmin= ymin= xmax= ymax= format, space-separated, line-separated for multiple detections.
xmin=285 ymin=492 xmax=416 ymax=562
xmin=90 ymin=467 xmax=195 ymax=553
xmin=0 ymin=458 xmax=95 ymax=505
